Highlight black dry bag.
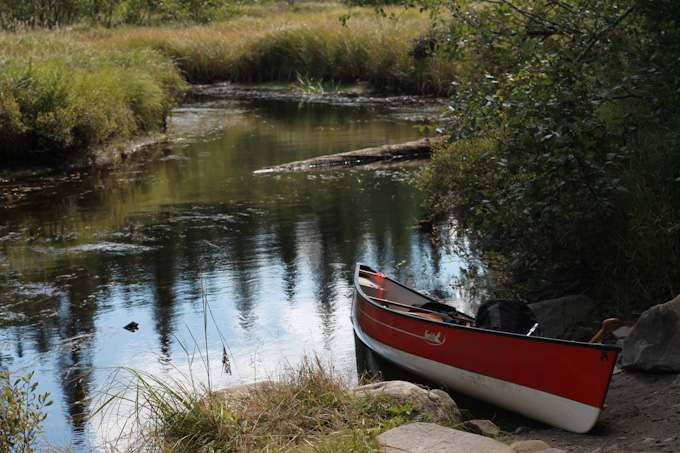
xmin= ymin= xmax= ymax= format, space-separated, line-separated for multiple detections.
xmin=475 ymin=299 xmax=539 ymax=335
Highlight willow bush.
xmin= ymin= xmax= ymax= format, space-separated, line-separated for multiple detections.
xmin=0 ymin=371 xmax=52 ymax=453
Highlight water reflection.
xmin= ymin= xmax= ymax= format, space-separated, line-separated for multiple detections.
xmin=0 ymin=86 xmax=467 ymax=450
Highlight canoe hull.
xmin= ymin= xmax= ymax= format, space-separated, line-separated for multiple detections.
xmin=351 ymin=264 xmax=620 ymax=433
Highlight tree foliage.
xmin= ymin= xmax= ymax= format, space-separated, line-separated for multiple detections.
xmin=0 ymin=0 xmax=245 ymax=28
xmin=417 ymin=0 xmax=680 ymax=310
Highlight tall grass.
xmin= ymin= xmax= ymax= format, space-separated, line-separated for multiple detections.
xmin=1 ymin=3 xmax=457 ymax=164
xmin=99 ymin=355 xmax=463 ymax=452
xmin=0 ymin=32 xmax=187 ymax=163
xmin=100 ymin=4 xmax=458 ymax=91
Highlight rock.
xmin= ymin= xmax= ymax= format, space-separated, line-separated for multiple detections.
xmin=509 ymin=440 xmax=552 ymax=452
xmin=209 ymin=380 xmax=280 ymax=409
xmin=376 ymin=422 xmax=515 ymax=453
xmin=532 ymin=449 xmax=566 ymax=453
xmin=641 ymin=437 xmax=658 ymax=445
xmin=612 ymin=325 xmax=633 ymax=340
xmin=355 ymin=380 xmax=460 ymax=420
xmin=530 ymin=295 xmax=594 ymax=339
xmin=671 ymin=375 xmax=680 ymax=388
xmin=464 ymin=419 xmax=500 ymax=436
xmin=621 ymin=294 xmax=680 ymax=372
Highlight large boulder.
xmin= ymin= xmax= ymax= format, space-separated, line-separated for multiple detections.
xmin=376 ymin=422 xmax=515 ymax=453
xmin=355 ymin=380 xmax=460 ymax=420
xmin=621 ymin=295 xmax=680 ymax=372
xmin=530 ymin=295 xmax=595 ymax=339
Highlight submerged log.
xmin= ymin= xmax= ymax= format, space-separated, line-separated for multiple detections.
xmin=256 ymin=137 xmax=442 ymax=173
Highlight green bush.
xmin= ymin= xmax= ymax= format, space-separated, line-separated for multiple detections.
xmin=415 ymin=0 xmax=680 ymax=312
xmin=0 ymin=371 xmax=52 ymax=453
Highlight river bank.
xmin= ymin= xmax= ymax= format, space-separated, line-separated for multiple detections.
xmin=510 ymin=370 xmax=680 ymax=452
xmin=0 ymin=2 xmax=456 ymax=168
xmin=130 ymin=361 xmax=679 ymax=452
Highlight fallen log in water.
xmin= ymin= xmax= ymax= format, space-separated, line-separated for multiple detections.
xmin=255 ymin=137 xmax=442 ymax=173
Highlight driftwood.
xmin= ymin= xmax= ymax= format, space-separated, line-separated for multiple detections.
xmin=256 ymin=137 xmax=442 ymax=173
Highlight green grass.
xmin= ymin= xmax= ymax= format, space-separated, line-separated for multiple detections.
xmin=97 ymin=355 xmax=463 ymax=452
xmin=0 ymin=2 xmax=458 ymax=164
xmin=0 ymin=33 xmax=187 ymax=162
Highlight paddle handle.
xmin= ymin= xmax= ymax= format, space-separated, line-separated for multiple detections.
xmin=589 ymin=318 xmax=620 ymax=343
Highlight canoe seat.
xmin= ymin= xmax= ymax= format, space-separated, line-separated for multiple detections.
xmin=358 ymin=276 xmax=388 ymax=300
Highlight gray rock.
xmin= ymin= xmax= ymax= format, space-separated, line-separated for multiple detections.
xmin=376 ymin=422 xmax=515 ymax=453
xmin=530 ymin=295 xmax=595 ymax=339
xmin=509 ymin=440 xmax=552 ymax=453
xmin=612 ymin=325 xmax=633 ymax=340
xmin=206 ymin=380 xmax=281 ymax=412
xmin=464 ymin=419 xmax=500 ymax=436
xmin=621 ymin=294 xmax=680 ymax=372
xmin=355 ymin=380 xmax=460 ymax=420
xmin=671 ymin=374 xmax=680 ymax=388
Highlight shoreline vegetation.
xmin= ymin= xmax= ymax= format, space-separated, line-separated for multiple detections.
xmin=0 ymin=2 xmax=455 ymax=170
xmin=97 ymin=355 xmax=467 ymax=452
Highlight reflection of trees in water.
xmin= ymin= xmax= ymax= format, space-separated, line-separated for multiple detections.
xmin=0 ymin=169 xmax=442 ymax=441
xmin=55 ymin=260 xmax=105 ymax=432
xmin=272 ymin=218 xmax=299 ymax=305
xmin=260 ymin=170 xmax=435 ymax=349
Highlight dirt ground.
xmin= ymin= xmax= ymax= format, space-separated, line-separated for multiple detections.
xmin=509 ymin=370 xmax=680 ymax=452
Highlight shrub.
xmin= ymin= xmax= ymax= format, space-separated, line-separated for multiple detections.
xmin=0 ymin=371 xmax=52 ymax=453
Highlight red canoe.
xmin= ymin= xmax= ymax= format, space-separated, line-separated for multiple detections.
xmin=351 ymin=264 xmax=620 ymax=433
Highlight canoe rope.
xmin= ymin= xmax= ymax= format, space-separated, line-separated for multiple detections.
xmin=375 ymin=273 xmax=387 ymax=298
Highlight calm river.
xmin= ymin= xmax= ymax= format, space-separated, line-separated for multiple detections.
xmin=0 ymin=85 xmax=470 ymax=450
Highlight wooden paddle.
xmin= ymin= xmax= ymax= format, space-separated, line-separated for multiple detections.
xmin=589 ymin=318 xmax=620 ymax=343
xmin=368 ymin=295 xmax=474 ymax=325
